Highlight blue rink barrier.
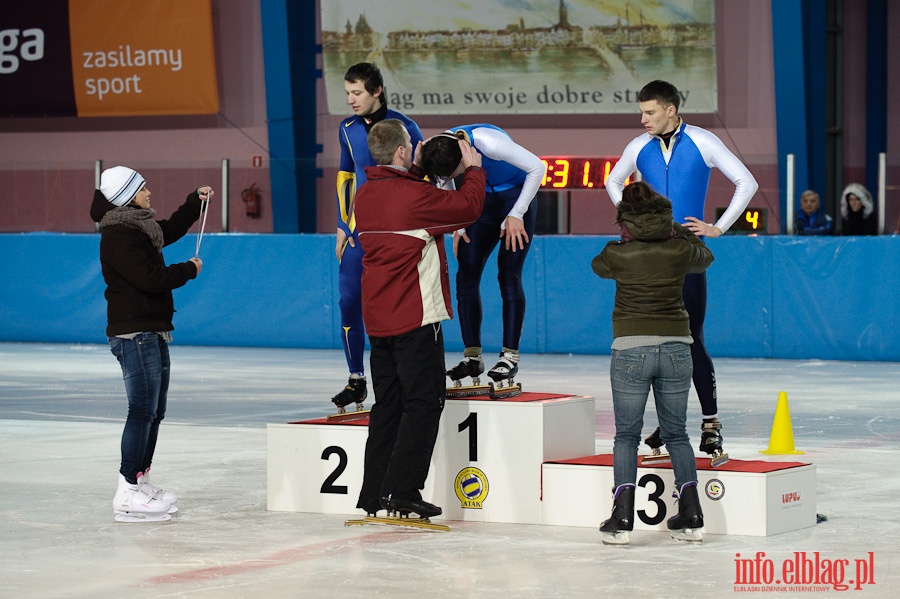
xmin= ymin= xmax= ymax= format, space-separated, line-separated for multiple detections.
xmin=1 ymin=233 xmax=897 ymax=361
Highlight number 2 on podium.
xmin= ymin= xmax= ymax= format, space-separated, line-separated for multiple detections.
xmin=320 ymin=446 xmax=348 ymax=494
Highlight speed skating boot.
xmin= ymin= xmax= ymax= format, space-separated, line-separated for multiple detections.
xmin=332 ymin=376 xmax=367 ymax=413
xmin=641 ymin=426 xmax=670 ymax=464
xmin=699 ymin=417 xmax=729 ymax=467
xmin=446 ymin=356 xmax=485 ymax=386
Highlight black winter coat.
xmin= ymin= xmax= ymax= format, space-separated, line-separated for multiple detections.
xmin=90 ymin=190 xmax=202 ymax=336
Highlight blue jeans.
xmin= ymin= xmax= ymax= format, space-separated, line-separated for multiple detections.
xmin=109 ymin=332 xmax=170 ymax=483
xmin=610 ymin=342 xmax=697 ymax=490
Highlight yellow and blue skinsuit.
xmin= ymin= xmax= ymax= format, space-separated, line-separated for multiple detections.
xmin=336 ymin=109 xmax=423 ymax=375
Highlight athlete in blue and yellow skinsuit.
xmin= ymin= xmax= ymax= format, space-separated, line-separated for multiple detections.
xmin=606 ymin=80 xmax=758 ymax=463
xmin=332 ymin=63 xmax=423 ymax=410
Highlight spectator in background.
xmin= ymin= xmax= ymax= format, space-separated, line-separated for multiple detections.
xmin=795 ymin=189 xmax=834 ymax=235
xmin=840 ymin=183 xmax=877 ymax=236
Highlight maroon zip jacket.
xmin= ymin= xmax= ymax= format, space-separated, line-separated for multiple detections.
xmin=355 ymin=164 xmax=486 ymax=338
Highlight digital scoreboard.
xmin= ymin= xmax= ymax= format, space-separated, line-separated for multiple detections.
xmin=538 ymin=157 xmax=626 ymax=190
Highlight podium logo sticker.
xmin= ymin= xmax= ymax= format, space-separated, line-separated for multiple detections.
xmin=705 ymin=479 xmax=725 ymax=500
xmin=455 ymin=467 xmax=489 ymax=509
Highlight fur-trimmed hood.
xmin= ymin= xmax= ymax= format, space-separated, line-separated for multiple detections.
xmin=616 ymin=182 xmax=675 ymax=241
xmin=840 ymin=183 xmax=874 ymax=219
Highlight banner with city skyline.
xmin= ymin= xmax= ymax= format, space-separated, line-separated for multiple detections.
xmin=321 ymin=0 xmax=717 ymax=116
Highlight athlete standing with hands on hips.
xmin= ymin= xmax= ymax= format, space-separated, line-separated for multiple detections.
xmin=419 ymin=125 xmax=545 ymax=394
xmin=605 ymin=80 xmax=758 ymax=466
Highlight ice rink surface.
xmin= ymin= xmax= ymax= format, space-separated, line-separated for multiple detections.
xmin=1 ymin=342 xmax=898 ymax=598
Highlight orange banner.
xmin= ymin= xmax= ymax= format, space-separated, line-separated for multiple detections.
xmin=68 ymin=0 xmax=218 ymax=116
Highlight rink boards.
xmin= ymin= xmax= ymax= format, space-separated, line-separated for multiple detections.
xmin=267 ymin=393 xmax=816 ymax=536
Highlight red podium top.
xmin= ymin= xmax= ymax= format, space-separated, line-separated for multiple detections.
xmin=546 ymin=454 xmax=810 ymax=473
xmin=291 ymin=392 xmax=578 ymax=426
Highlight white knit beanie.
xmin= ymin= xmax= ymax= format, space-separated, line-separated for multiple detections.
xmin=100 ymin=166 xmax=145 ymax=207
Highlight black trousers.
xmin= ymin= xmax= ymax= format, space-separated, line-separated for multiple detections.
xmin=357 ymin=323 xmax=446 ymax=513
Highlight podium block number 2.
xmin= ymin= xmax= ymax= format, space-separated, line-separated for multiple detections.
xmin=458 ymin=412 xmax=478 ymax=461
xmin=320 ymin=446 xmax=348 ymax=494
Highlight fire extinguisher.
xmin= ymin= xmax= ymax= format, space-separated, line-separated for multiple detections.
xmin=241 ymin=183 xmax=261 ymax=218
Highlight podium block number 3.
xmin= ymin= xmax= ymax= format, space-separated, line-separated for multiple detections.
xmin=320 ymin=446 xmax=349 ymax=494
xmin=458 ymin=412 xmax=478 ymax=461
xmin=638 ymin=473 xmax=666 ymax=525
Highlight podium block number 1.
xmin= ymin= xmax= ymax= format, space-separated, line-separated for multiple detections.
xmin=320 ymin=446 xmax=349 ymax=494
xmin=458 ymin=412 xmax=478 ymax=461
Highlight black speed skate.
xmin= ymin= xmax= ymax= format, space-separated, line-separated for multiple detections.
xmin=381 ymin=495 xmax=442 ymax=519
xmin=641 ymin=427 xmax=671 ymax=465
xmin=326 ymin=376 xmax=369 ymax=421
xmin=599 ymin=484 xmax=635 ymax=545
xmin=486 ymin=351 xmax=523 ymax=399
xmin=700 ymin=417 xmax=729 ymax=467
xmin=446 ymin=357 xmax=491 ymax=398
xmin=667 ymin=482 xmax=704 ymax=542
xmin=345 ymin=496 xmax=449 ymax=532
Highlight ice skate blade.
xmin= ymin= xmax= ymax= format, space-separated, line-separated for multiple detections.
xmin=114 ymin=511 xmax=171 ymax=523
xmin=600 ymin=530 xmax=630 ymax=545
xmin=344 ymin=516 xmax=450 ymax=532
xmin=445 ymin=385 xmax=492 ymax=399
xmin=488 ymin=382 xmax=522 ymax=400
xmin=326 ymin=409 xmax=371 ymax=422
xmin=708 ymin=451 xmax=730 ymax=468
xmin=641 ymin=453 xmax=671 ymax=465
xmin=670 ymin=528 xmax=703 ymax=543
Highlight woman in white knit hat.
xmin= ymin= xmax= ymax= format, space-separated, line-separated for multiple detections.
xmin=90 ymin=166 xmax=213 ymax=522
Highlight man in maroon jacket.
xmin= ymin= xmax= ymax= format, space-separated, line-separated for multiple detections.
xmin=354 ymin=119 xmax=485 ymax=518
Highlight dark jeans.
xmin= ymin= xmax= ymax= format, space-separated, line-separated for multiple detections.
xmin=109 ymin=332 xmax=170 ymax=483
xmin=357 ymin=323 xmax=446 ymax=512
xmin=610 ymin=342 xmax=698 ymax=490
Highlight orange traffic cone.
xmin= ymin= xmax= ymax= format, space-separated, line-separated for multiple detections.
xmin=760 ymin=391 xmax=804 ymax=455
